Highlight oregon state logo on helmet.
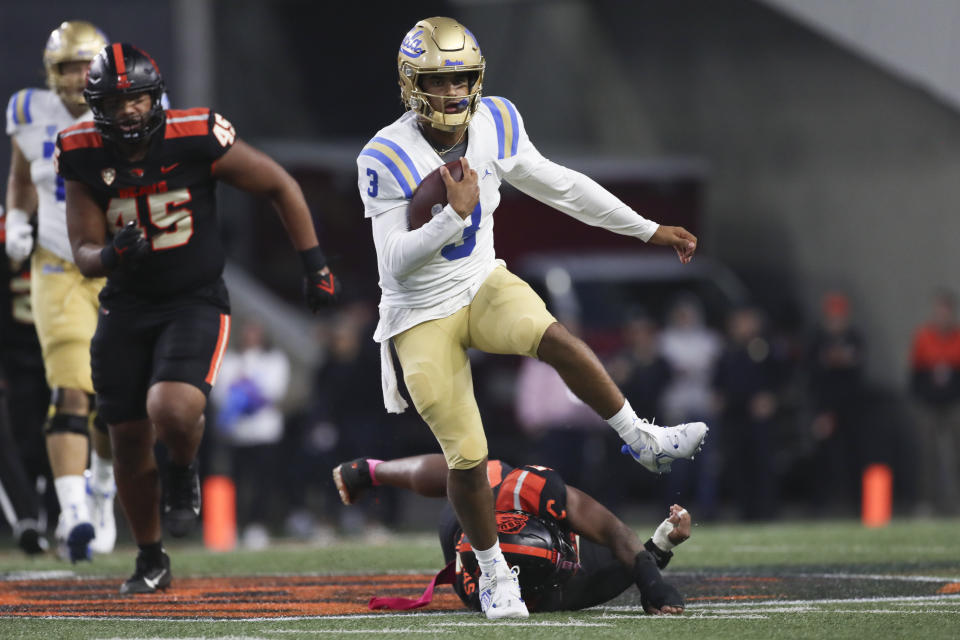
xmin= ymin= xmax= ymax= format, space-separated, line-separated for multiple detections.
xmin=397 ymin=17 xmax=485 ymax=132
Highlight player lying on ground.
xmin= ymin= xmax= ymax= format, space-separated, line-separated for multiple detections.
xmin=335 ymin=455 xmax=689 ymax=614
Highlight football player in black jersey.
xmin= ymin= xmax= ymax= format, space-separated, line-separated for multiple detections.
xmin=57 ymin=43 xmax=340 ymax=594
xmin=334 ymin=455 xmax=688 ymax=614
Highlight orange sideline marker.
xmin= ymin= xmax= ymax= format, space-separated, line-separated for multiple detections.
xmin=861 ymin=463 xmax=892 ymax=527
xmin=203 ymin=475 xmax=237 ymax=551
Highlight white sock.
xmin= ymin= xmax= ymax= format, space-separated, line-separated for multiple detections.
xmin=90 ymin=451 xmax=115 ymax=490
xmin=606 ymin=399 xmax=657 ymax=450
xmin=54 ymin=475 xmax=91 ymax=525
xmin=474 ymin=539 xmax=506 ymax=577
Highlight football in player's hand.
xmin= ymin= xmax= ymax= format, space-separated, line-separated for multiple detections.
xmin=407 ymin=159 xmax=463 ymax=230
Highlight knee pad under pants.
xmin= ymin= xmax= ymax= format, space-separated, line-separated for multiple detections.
xmin=394 ymin=307 xmax=487 ymax=470
xmin=393 ymin=267 xmax=556 ymax=469
xmin=44 ymin=411 xmax=90 ymax=437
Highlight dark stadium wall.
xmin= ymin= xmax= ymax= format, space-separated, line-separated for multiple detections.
xmin=4 ymin=0 xmax=959 ymax=392
xmin=450 ymin=0 xmax=960 ymax=390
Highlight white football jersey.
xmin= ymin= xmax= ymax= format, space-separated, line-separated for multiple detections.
xmin=6 ymin=88 xmax=85 ymax=262
xmin=358 ymin=96 xmax=658 ymax=343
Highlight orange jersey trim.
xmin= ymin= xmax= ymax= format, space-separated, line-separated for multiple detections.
xmin=165 ymin=108 xmax=210 ymax=139
xmin=205 ymin=314 xmax=231 ymax=385
xmin=59 ymin=122 xmax=103 ymax=151
xmin=495 ymin=469 xmax=547 ymax=513
xmin=457 ymin=539 xmax=558 ymax=563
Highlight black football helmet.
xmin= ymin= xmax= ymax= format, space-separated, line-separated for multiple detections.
xmin=458 ymin=511 xmax=580 ymax=598
xmin=84 ymin=43 xmax=165 ymax=143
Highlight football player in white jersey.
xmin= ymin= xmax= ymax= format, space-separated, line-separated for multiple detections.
xmin=5 ymin=20 xmax=116 ymax=561
xmin=356 ymin=17 xmax=709 ymax=619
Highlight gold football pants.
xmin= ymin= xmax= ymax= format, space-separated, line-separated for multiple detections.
xmin=30 ymin=246 xmax=104 ymax=393
xmin=393 ymin=266 xmax=557 ymax=470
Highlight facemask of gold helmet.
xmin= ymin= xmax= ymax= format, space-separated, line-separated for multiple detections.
xmin=398 ymin=17 xmax=485 ymax=132
xmin=43 ymin=20 xmax=109 ymax=108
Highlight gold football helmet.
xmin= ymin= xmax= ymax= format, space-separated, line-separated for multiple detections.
xmin=397 ymin=17 xmax=485 ymax=132
xmin=43 ymin=20 xmax=108 ymax=107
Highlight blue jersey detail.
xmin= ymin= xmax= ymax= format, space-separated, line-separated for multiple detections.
xmin=503 ymin=98 xmax=519 ymax=157
xmin=43 ymin=141 xmax=65 ymax=201
xmin=360 ymin=137 xmax=422 ymax=198
xmin=371 ymin=137 xmax=422 ymax=184
xmin=482 ymin=98 xmax=505 ymax=159
xmin=22 ymin=89 xmax=34 ymax=124
xmin=441 ymin=202 xmax=481 ymax=260
xmin=482 ymin=97 xmax=520 ymax=159
xmin=360 ymin=148 xmax=414 ymax=198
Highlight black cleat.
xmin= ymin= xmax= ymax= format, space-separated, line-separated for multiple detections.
xmin=163 ymin=461 xmax=201 ymax=538
xmin=17 ymin=526 xmax=49 ymax=556
xmin=120 ymin=550 xmax=171 ymax=594
xmin=332 ymin=458 xmax=373 ymax=505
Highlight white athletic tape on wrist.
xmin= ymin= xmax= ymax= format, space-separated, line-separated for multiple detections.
xmin=651 ymin=518 xmax=676 ymax=552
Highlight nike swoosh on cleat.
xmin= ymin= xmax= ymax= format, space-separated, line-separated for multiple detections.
xmin=160 ymin=163 xmax=180 ymax=173
xmin=143 ymin=569 xmax=167 ymax=590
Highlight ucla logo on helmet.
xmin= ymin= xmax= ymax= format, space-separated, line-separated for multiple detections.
xmin=400 ymin=29 xmax=425 ymax=58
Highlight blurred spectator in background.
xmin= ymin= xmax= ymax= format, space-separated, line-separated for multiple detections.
xmin=515 ymin=314 xmax=608 ymax=499
xmin=610 ymin=309 xmax=672 ymax=420
xmin=607 ymin=309 xmax=672 ymax=508
xmin=713 ymin=306 xmax=783 ymax=520
xmin=659 ymin=295 xmax=722 ymax=517
xmin=908 ymin=290 xmax=960 ymax=515
xmin=290 ymin=303 xmax=405 ymax=539
xmin=805 ymin=292 xmax=865 ymax=515
xmin=211 ymin=321 xmax=290 ymax=548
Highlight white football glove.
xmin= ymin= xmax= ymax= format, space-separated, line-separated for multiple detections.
xmin=4 ymin=208 xmax=34 ymax=263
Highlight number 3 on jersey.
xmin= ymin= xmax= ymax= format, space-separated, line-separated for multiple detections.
xmin=441 ymin=202 xmax=481 ymax=261
xmin=105 ymin=188 xmax=194 ymax=250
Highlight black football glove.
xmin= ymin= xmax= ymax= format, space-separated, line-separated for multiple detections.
xmin=303 ymin=269 xmax=340 ymax=312
xmin=100 ymin=221 xmax=150 ymax=271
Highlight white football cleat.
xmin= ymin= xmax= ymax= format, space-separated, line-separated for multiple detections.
xmin=86 ymin=469 xmax=117 ymax=555
xmin=479 ymin=564 xmax=529 ymax=620
xmin=623 ymin=419 xmax=709 ymax=474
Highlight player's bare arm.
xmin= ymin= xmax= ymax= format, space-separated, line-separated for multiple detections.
xmin=565 ymin=485 xmax=685 ymax=615
xmin=65 ymin=179 xmax=110 ymax=277
xmin=6 ymin=139 xmax=38 ymax=214
xmin=439 ymin=156 xmax=479 ymax=218
xmin=649 ymin=224 xmax=697 ymax=264
xmin=212 ymin=138 xmax=339 ymax=309
xmin=212 ymin=140 xmax=322 ymax=257
xmin=565 ymin=485 xmax=646 ymax=565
